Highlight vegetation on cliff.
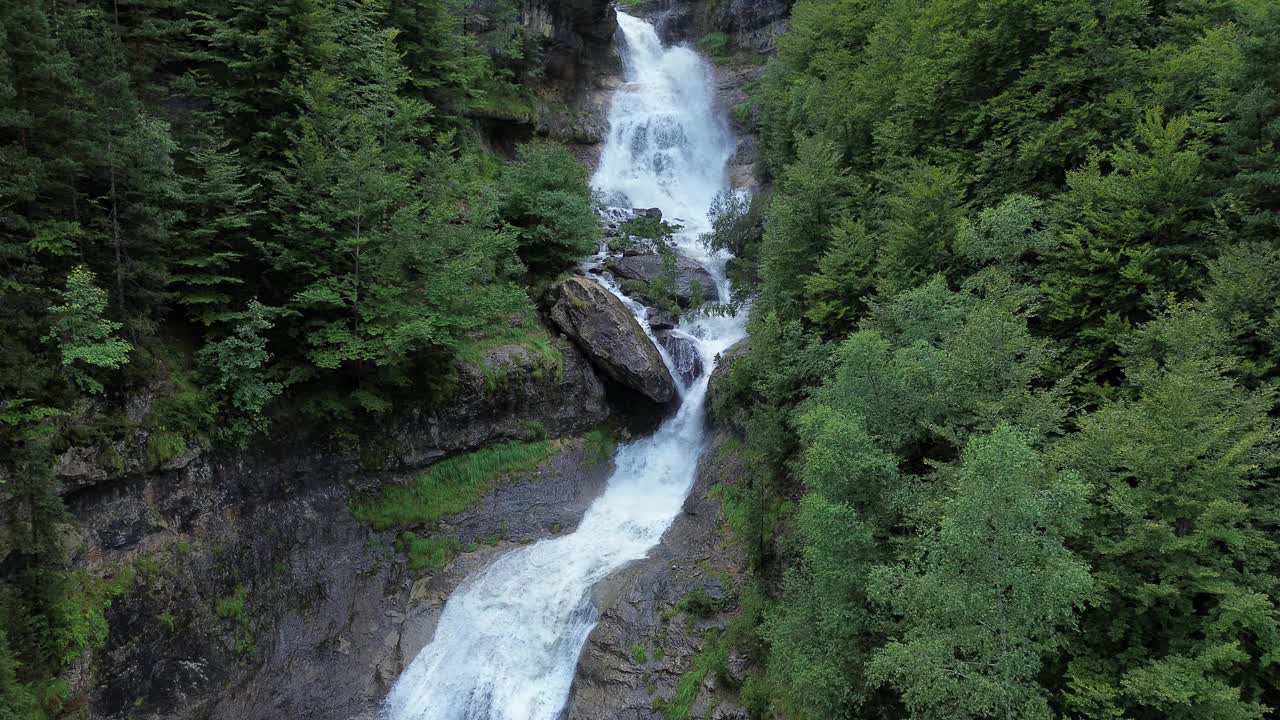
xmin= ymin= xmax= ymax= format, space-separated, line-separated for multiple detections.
xmin=714 ymin=0 xmax=1280 ymax=718
xmin=0 ymin=0 xmax=602 ymax=714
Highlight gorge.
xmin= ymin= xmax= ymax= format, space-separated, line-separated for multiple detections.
xmin=383 ymin=12 xmax=746 ymax=720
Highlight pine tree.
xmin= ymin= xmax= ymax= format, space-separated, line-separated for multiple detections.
xmin=1057 ymin=337 xmax=1280 ymax=720
xmin=173 ymin=135 xmax=259 ymax=325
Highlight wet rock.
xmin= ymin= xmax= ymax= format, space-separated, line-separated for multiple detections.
xmin=564 ymin=430 xmax=749 ymax=720
xmin=706 ymin=339 xmax=750 ymax=433
xmin=546 ymin=277 xmax=676 ymax=403
xmin=658 ymin=331 xmax=704 ymax=387
xmin=633 ymin=207 xmax=663 ymax=220
xmin=648 ymin=309 xmax=678 ymax=331
xmin=606 ymin=254 xmax=718 ymax=308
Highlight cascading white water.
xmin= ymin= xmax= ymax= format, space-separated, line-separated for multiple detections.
xmin=382 ymin=13 xmax=745 ymax=720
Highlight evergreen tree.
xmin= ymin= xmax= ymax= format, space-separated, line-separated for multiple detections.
xmin=172 ymin=135 xmax=259 ymax=326
xmin=497 ymin=142 xmax=600 ymax=277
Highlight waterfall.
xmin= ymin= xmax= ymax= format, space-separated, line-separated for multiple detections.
xmin=381 ymin=13 xmax=746 ymax=720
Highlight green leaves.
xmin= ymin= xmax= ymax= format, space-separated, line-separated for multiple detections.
xmin=1055 ymin=336 xmax=1280 ymax=719
xmin=43 ymin=266 xmax=132 ymax=395
xmin=497 ymin=142 xmax=600 ymax=277
xmin=197 ymin=300 xmax=286 ymax=439
xmin=869 ymin=426 xmax=1092 ymax=720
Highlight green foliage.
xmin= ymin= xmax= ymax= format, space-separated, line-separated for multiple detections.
xmin=630 ymin=642 xmax=648 ymax=665
xmin=350 ymin=441 xmax=556 ymax=530
xmin=721 ymin=0 xmax=1280 ymax=717
xmin=145 ymin=430 xmax=187 ymax=467
xmin=215 ymin=585 xmax=248 ymax=621
xmin=699 ymin=32 xmax=730 ymax=57
xmin=868 ymin=426 xmax=1093 ymax=720
xmin=675 ymin=588 xmax=720 ymax=619
xmin=1054 ymin=338 xmax=1280 ymax=720
xmin=453 ymin=307 xmax=565 ymax=392
xmin=584 ymin=428 xmax=616 ymax=464
xmin=44 ymin=266 xmax=132 ymax=395
xmin=0 ymin=631 xmax=37 ymax=719
xmin=197 ymin=300 xmax=286 ymax=439
xmin=498 ymin=143 xmax=600 ymax=277
xmin=398 ymin=533 xmax=462 ymax=572
xmin=655 ymin=630 xmax=730 ymax=720
xmin=156 ymin=612 xmax=177 ymax=633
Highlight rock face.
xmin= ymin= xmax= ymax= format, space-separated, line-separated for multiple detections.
xmin=547 ymin=276 xmax=676 ymax=403
xmin=462 ymin=0 xmax=622 ymax=166
xmin=655 ymin=0 xmax=792 ymax=52
xmin=46 ymin=337 xmax=608 ymax=498
xmin=706 ymin=338 xmax=750 ymax=434
xmin=60 ymin=335 xmax=613 ymax=720
xmin=606 ymin=254 xmax=719 ymax=308
xmin=81 ymin=437 xmax=615 ymax=720
xmin=563 ymin=429 xmax=750 ymax=720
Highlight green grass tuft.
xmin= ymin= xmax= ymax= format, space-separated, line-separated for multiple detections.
xmin=146 ymin=429 xmax=187 ymax=466
xmin=654 ymin=630 xmax=729 ymax=720
xmin=351 ymin=440 xmax=556 ymax=531
xmin=215 ymin=584 xmax=248 ymax=620
xmin=399 ymin=533 xmax=461 ymax=571
xmin=584 ymin=428 xmax=617 ymax=464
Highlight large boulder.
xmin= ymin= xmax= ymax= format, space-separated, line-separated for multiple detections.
xmin=546 ymin=277 xmax=676 ymax=403
xmin=706 ymin=338 xmax=750 ymax=433
xmin=606 ymin=254 xmax=718 ymax=307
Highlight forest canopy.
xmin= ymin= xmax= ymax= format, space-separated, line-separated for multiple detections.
xmin=713 ymin=0 xmax=1280 ymax=718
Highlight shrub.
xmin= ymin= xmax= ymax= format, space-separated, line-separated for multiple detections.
xmin=499 ymin=143 xmax=600 ymax=277
xmin=699 ymin=32 xmax=730 ymax=57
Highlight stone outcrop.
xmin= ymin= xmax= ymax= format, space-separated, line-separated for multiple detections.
xmin=81 ymin=437 xmax=615 ymax=720
xmin=706 ymin=338 xmax=750 ymax=434
xmin=57 ymin=335 xmax=614 ymax=720
xmin=564 ymin=429 xmax=750 ymax=720
xmin=45 ymin=338 xmax=608 ymax=499
xmin=606 ymin=254 xmax=719 ymax=308
xmin=546 ymin=276 xmax=676 ymax=403
xmin=654 ymin=0 xmax=792 ymax=52
xmin=463 ymin=0 xmax=622 ymax=165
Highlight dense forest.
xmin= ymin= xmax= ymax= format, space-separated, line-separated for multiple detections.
xmin=708 ymin=0 xmax=1280 ymax=718
xmin=0 ymin=0 xmax=600 ymax=714
xmin=5 ymin=0 xmax=1280 ymax=717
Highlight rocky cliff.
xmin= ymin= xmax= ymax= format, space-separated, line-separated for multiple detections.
xmin=466 ymin=0 xmax=623 ymax=163
xmin=72 ymin=337 xmax=617 ymax=719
